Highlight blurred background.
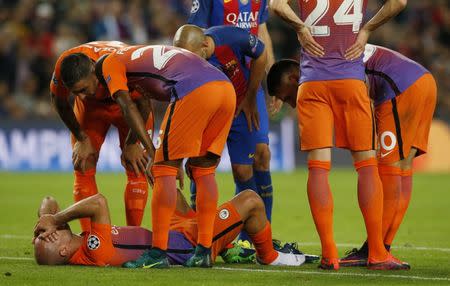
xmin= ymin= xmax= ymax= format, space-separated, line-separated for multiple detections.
xmin=0 ymin=0 xmax=448 ymax=172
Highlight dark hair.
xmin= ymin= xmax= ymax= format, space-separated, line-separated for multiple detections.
xmin=60 ymin=53 xmax=93 ymax=88
xmin=267 ymin=59 xmax=299 ymax=96
xmin=95 ymin=54 xmax=109 ymax=87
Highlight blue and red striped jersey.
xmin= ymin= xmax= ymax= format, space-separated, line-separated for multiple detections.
xmin=188 ymin=0 xmax=269 ymax=35
xmin=206 ymin=26 xmax=265 ymax=106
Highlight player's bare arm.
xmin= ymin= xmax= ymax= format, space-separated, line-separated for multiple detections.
xmin=51 ymin=92 xmax=97 ymax=173
xmin=114 ymin=90 xmax=156 ymax=183
xmin=122 ymin=96 xmax=154 ymax=176
xmin=237 ymin=46 xmax=267 ymax=132
xmin=346 ymin=0 xmax=407 ymax=60
xmin=269 ymin=0 xmax=324 ymax=57
xmin=34 ymin=194 xmax=111 ymax=242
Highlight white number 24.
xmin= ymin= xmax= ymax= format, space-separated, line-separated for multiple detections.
xmin=304 ymin=0 xmax=363 ymax=36
xmin=131 ymin=46 xmax=181 ymax=70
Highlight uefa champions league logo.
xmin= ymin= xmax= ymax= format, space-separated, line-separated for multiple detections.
xmin=87 ymin=235 xmax=101 ymax=250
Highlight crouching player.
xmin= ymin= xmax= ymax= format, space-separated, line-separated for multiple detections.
xmin=266 ymin=45 xmax=436 ymax=269
xmin=33 ymin=191 xmax=306 ymax=267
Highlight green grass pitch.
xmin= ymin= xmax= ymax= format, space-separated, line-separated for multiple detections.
xmin=0 ymin=170 xmax=449 ymax=285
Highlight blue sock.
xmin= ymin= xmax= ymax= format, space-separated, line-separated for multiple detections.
xmin=235 ymin=177 xmax=257 ymax=242
xmin=234 ymin=176 xmax=257 ymax=195
xmin=254 ymin=170 xmax=273 ymax=222
xmin=190 ymin=180 xmax=197 ymax=210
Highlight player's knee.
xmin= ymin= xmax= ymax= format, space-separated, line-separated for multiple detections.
xmin=188 ymin=153 xmax=220 ymax=168
xmin=232 ymin=164 xmax=253 ymax=182
xmin=73 ymin=157 xmax=98 ymax=171
xmin=237 ymin=190 xmax=264 ymax=213
xmin=254 ymin=144 xmax=271 ymax=171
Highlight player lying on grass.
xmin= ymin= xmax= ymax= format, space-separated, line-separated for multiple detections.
xmin=266 ymin=45 xmax=435 ymax=270
xmin=52 ymin=41 xmax=154 ymax=230
xmin=33 ymin=190 xmax=306 ymax=267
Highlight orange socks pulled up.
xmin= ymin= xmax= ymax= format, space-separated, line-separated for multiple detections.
xmin=307 ymin=160 xmax=338 ymax=260
xmin=378 ymin=165 xmax=402 ymax=240
xmin=384 ymin=169 xmax=413 ymax=246
xmin=354 ymin=158 xmax=387 ymax=261
xmin=151 ymin=165 xmax=178 ymax=250
xmin=124 ymin=170 xmax=149 ymax=226
xmin=74 ymin=169 xmax=98 ymax=232
xmin=191 ymin=165 xmax=218 ymax=248
xmin=249 ymin=222 xmax=278 ymax=264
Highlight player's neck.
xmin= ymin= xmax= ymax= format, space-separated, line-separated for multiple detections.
xmin=68 ymin=234 xmax=83 ymax=256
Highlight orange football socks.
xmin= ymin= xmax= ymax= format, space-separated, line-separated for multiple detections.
xmin=124 ymin=170 xmax=148 ymax=226
xmin=384 ymin=169 xmax=413 ymax=246
xmin=378 ymin=165 xmax=402 ymax=239
xmin=354 ymin=158 xmax=388 ymax=261
xmin=151 ymin=164 xmax=178 ymax=251
xmin=249 ymin=222 xmax=278 ymax=264
xmin=307 ymin=160 xmax=338 ymax=260
xmin=73 ymin=169 xmax=98 ymax=232
xmin=191 ymin=165 xmax=218 ymax=248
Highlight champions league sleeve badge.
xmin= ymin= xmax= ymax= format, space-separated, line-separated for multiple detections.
xmin=87 ymin=235 xmax=101 ymax=250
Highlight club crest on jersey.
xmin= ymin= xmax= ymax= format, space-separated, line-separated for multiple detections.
xmin=240 ymin=0 xmax=249 ymax=4
xmin=87 ymin=235 xmax=100 ymax=250
xmin=219 ymin=209 xmax=230 ymax=220
xmin=191 ymin=0 xmax=200 ymax=13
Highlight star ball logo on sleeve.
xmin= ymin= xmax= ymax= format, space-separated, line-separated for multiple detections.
xmin=191 ymin=0 xmax=200 ymax=13
xmin=87 ymin=235 xmax=101 ymax=250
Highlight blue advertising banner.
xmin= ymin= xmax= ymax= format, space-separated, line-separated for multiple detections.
xmin=0 ymin=119 xmax=297 ymax=172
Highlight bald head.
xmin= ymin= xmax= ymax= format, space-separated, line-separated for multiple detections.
xmin=34 ymin=230 xmax=72 ymax=265
xmin=173 ymin=25 xmax=208 ymax=58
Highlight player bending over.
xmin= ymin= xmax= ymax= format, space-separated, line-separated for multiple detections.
xmin=338 ymin=44 xmax=437 ymax=268
xmin=52 ymin=41 xmax=153 ymax=229
xmin=174 ymin=24 xmax=271 ymax=242
xmin=33 ymin=191 xmax=305 ymax=267
xmin=266 ymin=53 xmax=427 ymax=270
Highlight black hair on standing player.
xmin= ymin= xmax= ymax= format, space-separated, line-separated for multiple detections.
xmin=267 ymin=59 xmax=299 ymax=96
xmin=60 ymin=53 xmax=93 ymax=88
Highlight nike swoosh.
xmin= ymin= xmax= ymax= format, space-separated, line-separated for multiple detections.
xmin=380 ymin=150 xmax=394 ymax=158
xmin=143 ymin=261 xmax=163 ymax=269
xmin=260 ymin=184 xmax=272 ymax=190
xmin=248 ymin=153 xmax=255 ymax=159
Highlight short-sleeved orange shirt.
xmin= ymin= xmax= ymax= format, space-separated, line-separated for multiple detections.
xmin=50 ymin=41 xmax=127 ymax=101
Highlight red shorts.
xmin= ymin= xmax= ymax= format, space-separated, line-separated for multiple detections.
xmin=72 ymin=98 xmax=154 ymax=152
xmin=297 ymin=79 xmax=375 ymax=151
xmin=375 ymin=73 xmax=437 ymax=164
xmin=154 ymin=81 xmax=235 ymax=163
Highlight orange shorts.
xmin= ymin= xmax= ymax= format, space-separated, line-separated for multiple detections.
xmin=72 ymin=97 xmax=154 ymax=151
xmin=297 ymin=79 xmax=375 ymax=151
xmin=154 ymin=81 xmax=235 ymax=163
xmin=170 ymin=201 xmax=243 ymax=261
xmin=375 ymin=73 xmax=437 ymax=164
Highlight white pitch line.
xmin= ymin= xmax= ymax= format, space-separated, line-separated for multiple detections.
xmin=216 ymin=267 xmax=450 ymax=282
xmin=0 ymin=256 xmax=449 ymax=282
xmin=2 ymin=234 xmax=450 ymax=252
xmin=0 ymin=257 xmax=33 ymax=261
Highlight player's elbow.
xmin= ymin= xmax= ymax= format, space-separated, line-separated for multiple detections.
xmin=394 ymin=0 xmax=407 ymax=10
xmin=92 ymin=194 xmax=108 ymax=211
xmin=268 ymin=0 xmax=284 ymax=15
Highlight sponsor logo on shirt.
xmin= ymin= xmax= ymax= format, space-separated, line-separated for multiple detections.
xmin=222 ymin=60 xmax=239 ymax=79
xmin=225 ymin=12 xmax=259 ymax=29
xmin=240 ymin=0 xmax=249 ymax=4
